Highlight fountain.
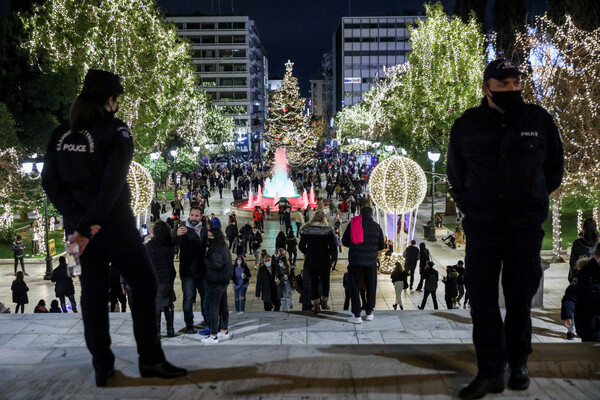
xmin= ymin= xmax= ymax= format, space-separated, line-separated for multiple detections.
xmin=233 ymin=148 xmax=318 ymax=212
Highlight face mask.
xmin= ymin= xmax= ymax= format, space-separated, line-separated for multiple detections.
xmin=488 ymin=89 xmax=522 ymax=112
xmin=237 ymin=260 xmax=242 ymax=265
xmin=208 ymin=238 xmax=214 ymax=244
xmin=265 ymin=261 xmax=271 ymax=267
xmin=106 ymin=101 xmax=119 ymax=117
xmin=279 ymin=263 xmax=284 ymax=267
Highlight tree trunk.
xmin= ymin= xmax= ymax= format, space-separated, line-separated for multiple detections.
xmin=552 ymin=194 xmax=564 ymax=263
xmin=19 ymin=213 xmax=28 ymax=221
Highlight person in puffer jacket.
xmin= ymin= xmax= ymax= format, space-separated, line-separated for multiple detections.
xmin=299 ymin=211 xmax=337 ymax=313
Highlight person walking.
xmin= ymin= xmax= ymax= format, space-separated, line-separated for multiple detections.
xmin=225 ymin=220 xmax=239 ymax=251
xmin=299 ymin=210 xmax=338 ymax=313
xmin=418 ymin=261 xmax=439 ymax=310
xmin=12 ymin=235 xmax=27 ymax=276
xmin=232 ymin=256 xmax=251 ymax=312
xmin=286 ymin=232 xmax=298 ymax=267
xmin=51 ymin=256 xmax=78 ymax=313
xmin=447 ymin=59 xmax=563 ymax=398
xmin=146 ymin=221 xmax=177 ymax=339
xmin=415 ymin=242 xmax=430 ymax=291
xmin=566 ymin=218 xmax=598 ymax=340
xmin=443 ymin=265 xmax=459 ymax=309
xmin=42 ymin=69 xmax=186 ymax=386
xmin=171 ymin=206 xmax=208 ymax=334
xmin=294 ymin=208 xmax=304 ymax=238
xmin=455 ymin=260 xmax=466 ymax=307
xmin=201 ymin=227 xmax=232 ymax=344
xmin=249 ymin=226 xmax=263 ymax=268
xmin=11 ymin=271 xmax=29 ymax=314
xmin=255 ymin=255 xmax=282 ymax=311
xmin=561 ymin=242 xmax=600 ymax=342
xmin=342 ymin=205 xmax=385 ymax=324
xmin=278 ymin=257 xmax=295 ymax=311
xmin=403 ymin=240 xmax=419 ymax=290
xmin=391 ymin=262 xmax=408 ymax=310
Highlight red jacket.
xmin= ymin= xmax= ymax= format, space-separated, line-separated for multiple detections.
xmin=253 ymin=210 xmax=262 ymax=222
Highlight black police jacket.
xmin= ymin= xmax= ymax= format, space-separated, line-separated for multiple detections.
xmin=42 ymin=115 xmax=134 ymax=237
xmin=446 ymin=98 xmax=564 ymax=227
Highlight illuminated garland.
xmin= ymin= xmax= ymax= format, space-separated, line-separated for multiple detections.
xmin=127 ymin=161 xmax=154 ymax=216
xmin=552 ymin=197 xmax=563 ymax=261
xmin=577 ymin=209 xmax=583 ymax=235
xmin=368 ymin=155 xmax=427 ymax=215
xmin=0 ymin=148 xmax=20 ymax=233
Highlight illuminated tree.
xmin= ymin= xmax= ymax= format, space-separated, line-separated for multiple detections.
xmin=514 ymin=14 xmax=600 ymax=260
xmin=264 ymin=60 xmax=319 ymax=168
xmin=19 ymin=0 xmax=232 ymax=153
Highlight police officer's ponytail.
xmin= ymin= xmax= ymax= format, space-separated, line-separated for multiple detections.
xmin=70 ymin=69 xmax=124 ymax=132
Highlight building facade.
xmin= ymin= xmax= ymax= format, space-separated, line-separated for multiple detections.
xmin=309 ymin=77 xmax=325 ymax=118
xmin=167 ymin=15 xmax=268 ymax=152
xmin=332 ymin=16 xmax=421 ymax=112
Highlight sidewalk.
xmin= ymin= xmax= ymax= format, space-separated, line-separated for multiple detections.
xmin=0 ymin=311 xmax=597 ymax=399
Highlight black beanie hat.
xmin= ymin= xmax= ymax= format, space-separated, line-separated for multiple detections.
xmin=82 ymin=69 xmax=124 ymax=95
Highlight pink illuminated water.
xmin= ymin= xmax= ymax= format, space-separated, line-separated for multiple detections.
xmin=242 ymin=147 xmax=317 ymax=211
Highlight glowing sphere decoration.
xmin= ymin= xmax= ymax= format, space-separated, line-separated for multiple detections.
xmin=127 ymin=161 xmax=154 ymax=216
xmin=368 ymin=155 xmax=427 ymax=214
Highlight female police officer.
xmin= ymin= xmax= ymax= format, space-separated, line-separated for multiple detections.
xmin=42 ymin=69 xmax=186 ymax=386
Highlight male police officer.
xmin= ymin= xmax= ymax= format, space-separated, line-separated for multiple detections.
xmin=42 ymin=69 xmax=186 ymax=386
xmin=447 ymin=59 xmax=563 ymax=399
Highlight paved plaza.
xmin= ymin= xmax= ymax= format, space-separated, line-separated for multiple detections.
xmin=1 ymin=186 xmax=598 ymax=399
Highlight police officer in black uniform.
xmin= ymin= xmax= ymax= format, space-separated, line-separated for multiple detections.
xmin=447 ymin=59 xmax=564 ymax=399
xmin=42 ymin=69 xmax=187 ymax=387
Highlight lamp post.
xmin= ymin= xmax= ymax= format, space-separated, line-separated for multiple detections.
xmin=192 ymin=144 xmax=200 ymax=175
xmin=22 ymin=156 xmax=53 ymax=280
xmin=425 ymin=149 xmax=441 ymax=241
xmin=170 ymin=149 xmax=178 ymax=199
xmin=150 ymin=152 xmax=160 ymax=199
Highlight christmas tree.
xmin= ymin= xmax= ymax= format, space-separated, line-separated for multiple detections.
xmin=264 ymin=60 xmax=319 ymax=168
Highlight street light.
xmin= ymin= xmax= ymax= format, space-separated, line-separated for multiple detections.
xmin=170 ymin=149 xmax=178 ymax=199
xmin=21 ymin=156 xmax=53 ymax=280
xmin=192 ymin=144 xmax=200 ymax=174
xmin=425 ymin=149 xmax=441 ymax=241
xmin=150 ymin=152 xmax=160 ymax=199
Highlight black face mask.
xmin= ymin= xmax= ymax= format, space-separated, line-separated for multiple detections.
xmin=488 ymin=90 xmax=523 ymax=112
xmin=106 ymin=100 xmax=119 ymax=117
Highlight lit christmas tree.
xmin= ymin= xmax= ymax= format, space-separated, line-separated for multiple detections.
xmin=264 ymin=60 xmax=319 ymax=168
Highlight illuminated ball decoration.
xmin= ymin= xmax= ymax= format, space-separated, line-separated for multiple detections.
xmin=368 ymin=155 xmax=427 ymax=214
xmin=379 ymin=252 xmax=405 ymax=274
xmin=127 ymin=161 xmax=154 ymax=216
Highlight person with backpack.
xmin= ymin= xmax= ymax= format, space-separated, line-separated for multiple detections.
xmin=443 ymin=265 xmax=460 ymax=309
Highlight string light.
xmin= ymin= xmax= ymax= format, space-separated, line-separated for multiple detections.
xmin=0 ymin=148 xmax=20 ymax=235
xmin=577 ymin=209 xmax=583 ymax=235
xmin=18 ymin=0 xmax=234 ymax=153
xmin=514 ymin=14 xmax=600 ymax=259
xmin=34 ymin=209 xmax=46 ymax=255
xmin=127 ymin=161 xmax=154 ymax=216
xmin=379 ymin=252 xmax=405 ymax=274
xmin=368 ymin=155 xmax=427 ymax=215
xmin=264 ymin=60 xmax=319 ymax=168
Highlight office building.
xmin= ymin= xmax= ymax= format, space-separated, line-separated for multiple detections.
xmin=332 ymin=16 xmax=421 ymax=112
xmin=167 ymin=15 xmax=268 ymax=152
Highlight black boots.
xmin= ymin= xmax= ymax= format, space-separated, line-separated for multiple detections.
xmin=458 ymin=375 xmax=504 ymax=399
xmin=508 ymin=363 xmax=530 ymax=390
xmin=95 ymin=367 xmax=115 ymax=387
xmin=139 ymin=359 xmax=187 ymax=379
xmin=165 ymin=307 xmax=175 ymax=338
